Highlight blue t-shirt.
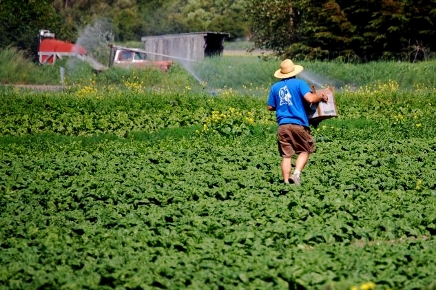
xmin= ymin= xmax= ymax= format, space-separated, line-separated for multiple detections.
xmin=267 ymin=78 xmax=311 ymax=127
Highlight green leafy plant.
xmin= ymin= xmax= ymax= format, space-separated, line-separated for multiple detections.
xmin=1 ymin=61 xmax=436 ymax=290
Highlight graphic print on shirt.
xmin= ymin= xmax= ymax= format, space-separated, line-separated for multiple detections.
xmin=279 ymin=85 xmax=292 ymax=106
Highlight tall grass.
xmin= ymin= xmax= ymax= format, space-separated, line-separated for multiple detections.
xmin=0 ymin=48 xmax=42 ymax=84
xmin=191 ymin=56 xmax=277 ymax=95
xmin=191 ymin=57 xmax=436 ymax=94
xmin=305 ymin=59 xmax=436 ymax=90
xmin=1 ymin=47 xmax=436 ymax=93
xmin=0 ymin=47 xmax=201 ymax=90
xmin=0 ymin=47 xmax=92 ymax=85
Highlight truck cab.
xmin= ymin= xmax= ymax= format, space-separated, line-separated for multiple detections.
xmin=112 ymin=47 xmax=172 ymax=72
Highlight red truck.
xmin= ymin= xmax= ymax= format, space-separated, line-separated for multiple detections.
xmin=109 ymin=45 xmax=172 ymax=72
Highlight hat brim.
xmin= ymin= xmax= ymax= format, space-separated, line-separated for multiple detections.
xmin=274 ymin=65 xmax=304 ymax=79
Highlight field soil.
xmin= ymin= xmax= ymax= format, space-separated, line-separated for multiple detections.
xmin=2 ymin=84 xmax=65 ymax=91
xmin=223 ymin=49 xmax=273 ymax=56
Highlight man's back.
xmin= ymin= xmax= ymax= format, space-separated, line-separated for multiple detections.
xmin=267 ymin=78 xmax=311 ymax=126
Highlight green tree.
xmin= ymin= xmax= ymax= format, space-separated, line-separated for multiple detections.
xmin=2 ymin=0 xmax=250 ymax=56
xmin=52 ymin=0 xmax=143 ymax=42
xmin=365 ymin=0 xmax=407 ymax=60
xmin=162 ymin=0 xmax=249 ymax=39
xmin=246 ymin=0 xmax=296 ymax=53
xmin=403 ymin=0 xmax=436 ymax=61
xmin=52 ymin=0 xmax=94 ymax=41
xmin=0 ymin=0 xmax=62 ymax=58
xmin=301 ymin=0 xmax=357 ymax=60
xmin=138 ymin=0 xmax=176 ymax=35
xmin=247 ymin=0 xmax=436 ymax=61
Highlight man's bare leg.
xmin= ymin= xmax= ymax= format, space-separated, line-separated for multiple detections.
xmin=294 ymin=152 xmax=309 ymax=173
xmin=288 ymin=152 xmax=309 ymax=185
xmin=281 ymin=157 xmax=292 ymax=183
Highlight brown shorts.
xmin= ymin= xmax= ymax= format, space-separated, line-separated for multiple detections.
xmin=277 ymin=124 xmax=315 ymax=157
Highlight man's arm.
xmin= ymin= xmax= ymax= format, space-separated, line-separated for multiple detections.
xmin=267 ymin=105 xmax=276 ymax=111
xmin=304 ymin=92 xmax=328 ymax=103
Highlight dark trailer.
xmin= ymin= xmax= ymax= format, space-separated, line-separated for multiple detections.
xmin=140 ymin=32 xmax=229 ymax=62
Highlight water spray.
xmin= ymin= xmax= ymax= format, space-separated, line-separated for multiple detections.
xmin=73 ymin=21 xmax=221 ymax=95
xmin=299 ymin=70 xmax=344 ymax=91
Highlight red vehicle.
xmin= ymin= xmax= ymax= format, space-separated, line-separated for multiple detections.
xmin=109 ymin=45 xmax=172 ymax=72
xmin=38 ymin=30 xmax=87 ymax=64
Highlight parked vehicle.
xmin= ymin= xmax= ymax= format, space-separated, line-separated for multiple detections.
xmin=37 ymin=30 xmax=87 ymax=64
xmin=109 ymin=45 xmax=172 ymax=72
xmin=37 ymin=29 xmax=107 ymax=71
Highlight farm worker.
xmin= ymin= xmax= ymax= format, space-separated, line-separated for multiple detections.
xmin=267 ymin=59 xmax=328 ymax=185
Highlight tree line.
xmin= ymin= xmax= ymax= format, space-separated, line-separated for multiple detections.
xmin=1 ymin=0 xmax=435 ymax=62
xmin=248 ymin=0 xmax=436 ymax=62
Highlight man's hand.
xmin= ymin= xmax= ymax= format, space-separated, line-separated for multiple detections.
xmin=304 ymin=92 xmax=328 ymax=103
xmin=320 ymin=93 xmax=328 ymax=102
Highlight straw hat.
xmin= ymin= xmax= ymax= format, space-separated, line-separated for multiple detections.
xmin=274 ymin=59 xmax=304 ymax=79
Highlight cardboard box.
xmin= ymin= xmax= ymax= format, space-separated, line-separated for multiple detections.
xmin=306 ymin=86 xmax=338 ymax=121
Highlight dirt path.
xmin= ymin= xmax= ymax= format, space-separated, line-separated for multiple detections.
xmin=1 ymin=84 xmax=65 ymax=91
xmin=223 ymin=49 xmax=273 ymax=56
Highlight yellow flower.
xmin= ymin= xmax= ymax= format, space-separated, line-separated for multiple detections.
xmin=416 ymin=179 xmax=423 ymax=190
xmin=360 ymin=282 xmax=376 ymax=290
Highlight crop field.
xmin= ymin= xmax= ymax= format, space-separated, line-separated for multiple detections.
xmin=1 ymin=58 xmax=436 ymax=289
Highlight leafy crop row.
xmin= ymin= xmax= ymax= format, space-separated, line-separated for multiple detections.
xmin=0 ymin=87 xmax=272 ymax=137
xmin=1 ymin=85 xmax=436 ymax=289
